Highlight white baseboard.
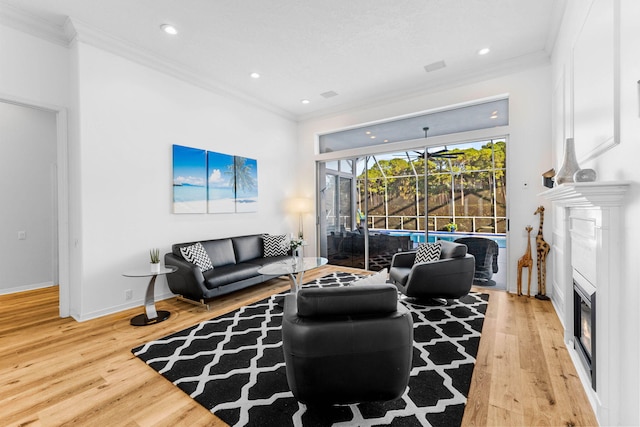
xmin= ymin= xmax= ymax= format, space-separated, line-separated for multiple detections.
xmin=0 ymin=281 xmax=55 ymax=295
xmin=71 ymin=291 xmax=177 ymax=322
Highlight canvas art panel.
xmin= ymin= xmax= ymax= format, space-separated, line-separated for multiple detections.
xmin=172 ymin=145 xmax=207 ymax=214
xmin=234 ymin=156 xmax=258 ymax=213
xmin=207 ymin=151 xmax=235 ymax=213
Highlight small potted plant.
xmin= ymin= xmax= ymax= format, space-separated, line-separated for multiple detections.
xmin=150 ymin=248 xmax=161 ymax=273
xmin=290 ymin=237 xmax=304 ymax=257
xmin=444 ymin=222 xmax=457 ymax=233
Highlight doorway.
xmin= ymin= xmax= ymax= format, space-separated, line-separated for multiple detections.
xmin=0 ymin=98 xmax=69 ymax=316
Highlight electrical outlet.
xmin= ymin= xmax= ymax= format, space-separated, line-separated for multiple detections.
xmin=522 ymin=181 xmax=529 ymax=190
xmin=18 ymin=231 xmax=26 ymax=240
xmin=125 ymin=289 xmax=133 ymax=300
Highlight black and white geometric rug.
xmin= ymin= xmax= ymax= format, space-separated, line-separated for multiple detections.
xmin=132 ymin=272 xmax=489 ymax=427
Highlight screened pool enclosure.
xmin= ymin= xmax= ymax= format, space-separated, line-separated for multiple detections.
xmin=319 ymin=139 xmax=506 ymax=272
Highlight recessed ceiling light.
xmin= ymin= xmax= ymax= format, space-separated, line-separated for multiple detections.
xmin=301 ymin=99 xmax=310 ymax=104
xmin=160 ymin=24 xmax=178 ymax=35
xmin=250 ymin=72 xmax=260 ymax=79
xmin=478 ymin=47 xmax=490 ymax=55
xmin=370 ymin=136 xmax=376 ymax=139
xmin=365 ymin=131 xmax=371 ymax=135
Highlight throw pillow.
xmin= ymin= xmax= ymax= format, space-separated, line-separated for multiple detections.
xmin=180 ymin=242 xmax=214 ymax=272
xmin=263 ymin=234 xmax=288 ymax=257
xmin=351 ymin=268 xmax=388 ymax=286
xmin=414 ymin=241 xmax=442 ymax=264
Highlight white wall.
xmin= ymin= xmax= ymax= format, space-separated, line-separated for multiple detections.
xmin=0 ymin=23 xmax=69 ymax=309
xmin=0 ymin=102 xmax=57 ymax=293
xmin=550 ymin=0 xmax=640 ymax=424
xmin=298 ymin=64 xmax=553 ymax=295
xmin=70 ymin=42 xmax=298 ymax=320
xmin=0 ymin=25 xmax=69 ymax=107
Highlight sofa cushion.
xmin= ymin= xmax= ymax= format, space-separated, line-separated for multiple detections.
xmin=245 ymin=255 xmax=291 ymax=268
xmin=414 ymin=241 xmax=442 ymax=264
xmin=180 ymin=243 xmax=214 ymax=272
xmin=203 ymin=263 xmax=261 ymax=288
xmin=233 ymin=235 xmax=263 ymax=263
xmin=201 ymin=239 xmax=237 ymax=267
xmin=263 ymin=234 xmax=288 ymax=257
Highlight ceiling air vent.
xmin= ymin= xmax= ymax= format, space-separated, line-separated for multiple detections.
xmin=320 ymin=91 xmax=339 ymax=99
xmin=424 ymin=60 xmax=446 ymax=73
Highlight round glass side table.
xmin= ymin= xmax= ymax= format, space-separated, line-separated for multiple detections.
xmin=123 ymin=265 xmax=177 ymax=326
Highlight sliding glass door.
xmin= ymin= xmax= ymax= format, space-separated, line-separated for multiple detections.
xmin=320 ymin=160 xmax=361 ymax=267
xmin=318 ymin=139 xmax=507 ymax=282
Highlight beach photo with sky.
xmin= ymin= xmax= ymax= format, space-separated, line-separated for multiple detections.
xmin=173 ymin=144 xmax=207 ymax=214
xmin=207 ymin=151 xmax=236 ymax=213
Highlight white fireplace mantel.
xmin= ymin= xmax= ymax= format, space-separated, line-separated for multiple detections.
xmin=541 ymin=180 xmax=629 ymax=426
xmin=539 ymin=181 xmax=630 ymax=207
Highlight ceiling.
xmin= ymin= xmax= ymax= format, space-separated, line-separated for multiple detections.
xmin=0 ymin=0 xmax=563 ymax=119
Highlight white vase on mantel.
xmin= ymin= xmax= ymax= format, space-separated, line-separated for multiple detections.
xmin=555 ymin=137 xmax=580 ymax=186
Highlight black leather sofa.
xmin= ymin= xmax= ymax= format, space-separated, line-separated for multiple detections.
xmin=281 ymin=283 xmax=413 ymax=405
xmin=164 ymin=234 xmax=290 ymax=308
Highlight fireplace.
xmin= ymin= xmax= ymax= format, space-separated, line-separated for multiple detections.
xmin=573 ymin=276 xmax=596 ymax=390
xmin=541 ymin=181 xmax=629 ymax=425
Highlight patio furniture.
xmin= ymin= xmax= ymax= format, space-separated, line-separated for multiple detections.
xmin=455 ymin=237 xmax=499 ymax=286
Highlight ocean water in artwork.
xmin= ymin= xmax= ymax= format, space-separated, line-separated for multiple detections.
xmin=174 ymin=184 xmax=207 ymax=203
xmin=173 ymin=145 xmax=207 ymax=213
xmin=208 ymin=151 xmax=236 ymax=213
xmin=208 ymin=187 xmax=235 ymax=213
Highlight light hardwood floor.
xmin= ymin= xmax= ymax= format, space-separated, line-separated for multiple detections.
xmin=1 ymin=265 xmax=598 ymax=426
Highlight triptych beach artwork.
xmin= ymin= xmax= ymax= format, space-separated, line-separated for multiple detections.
xmin=172 ymin=144 xmax=258 ymax=214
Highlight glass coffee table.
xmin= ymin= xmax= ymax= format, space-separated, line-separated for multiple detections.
xmin=258 ymin=257 xmax=328 ymax=293
xmin=123 ymin=265 xmax=178 ymax=326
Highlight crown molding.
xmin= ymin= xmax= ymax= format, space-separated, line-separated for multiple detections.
xmin=2 ymin=3 xmax=554 ymax=124
xmin=0 ymin=2 xmax=68 ymax=46
xmin=63 ymin=18 xmax=295 ymax=121
xmin=297 ymin=51 xmax=551 ymax=122
xmin=544 ymin=0 xmax=567 ymax=54
xmin=0 ymin=5 xmax=295 ymax=121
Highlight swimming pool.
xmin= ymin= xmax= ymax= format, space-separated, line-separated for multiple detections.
xmin=381 ymin=230 xmax=507 ymax=248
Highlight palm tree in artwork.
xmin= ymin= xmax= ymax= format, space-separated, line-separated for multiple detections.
xmin=227 ymin=157 xmax=256 ymax=195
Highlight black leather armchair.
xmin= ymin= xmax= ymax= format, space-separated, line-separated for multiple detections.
xmin=281 ymin=284 xmax=413 ymax=405
xmin=454 ymin=237 xmax=499 ymax=286
xmin=389 ymin=240 xmax=475 ymax=301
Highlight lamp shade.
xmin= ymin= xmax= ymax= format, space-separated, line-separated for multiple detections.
xmin=287 ymin=197 xmax=313 ymax=214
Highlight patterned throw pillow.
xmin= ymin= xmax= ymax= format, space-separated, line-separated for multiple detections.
xmin=414 ymin=241 xmax=442 ymax=264
xmin=180 ymin=242 xmax=214 ymax=272
xmin=263 ymin=234 xmax=288 ymax=257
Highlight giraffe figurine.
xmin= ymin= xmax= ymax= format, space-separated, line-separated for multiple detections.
xmin=534 ymin=206 xmax=551 ymax=300
xmin=517 ymin=226 xmax=534 ymax=296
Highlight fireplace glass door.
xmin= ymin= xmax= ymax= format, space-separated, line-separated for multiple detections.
xmin=574 ymin=280 xmax=596 ymax=390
